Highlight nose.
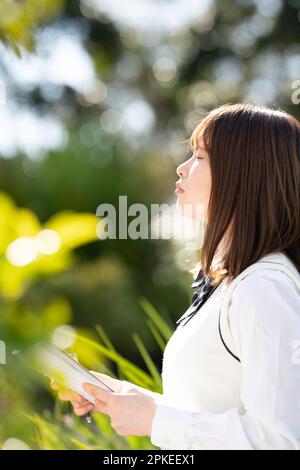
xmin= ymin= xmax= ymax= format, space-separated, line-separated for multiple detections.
xmin=176 ymin=160 xmax=187 ymax=179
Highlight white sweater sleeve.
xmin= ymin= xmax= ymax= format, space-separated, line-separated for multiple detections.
xmin=150 ymin=270 xmax=300 ymax=450
xmin=120 ymin=379 xmax=164 ymax=402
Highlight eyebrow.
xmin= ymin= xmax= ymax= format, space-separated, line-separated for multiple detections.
xmin=194 ymin=146 xmax=206 ymax=154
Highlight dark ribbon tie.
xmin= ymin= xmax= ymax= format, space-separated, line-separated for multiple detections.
xmin=176 ymin=269 xmax=221 ymax=327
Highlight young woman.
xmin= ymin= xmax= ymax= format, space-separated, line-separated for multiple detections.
xmin=52 ymin=103 xmax=300 ymax=450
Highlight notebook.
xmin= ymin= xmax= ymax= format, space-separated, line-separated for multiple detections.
xmin=34 ymin=343 xmax=115 ymax=404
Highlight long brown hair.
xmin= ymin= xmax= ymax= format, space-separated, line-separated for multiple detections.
xmin=187 ymin=102 xmax=300 ymax=286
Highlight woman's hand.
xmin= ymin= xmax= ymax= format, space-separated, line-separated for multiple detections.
xmin=50 ymin=372 xmax=123 ymax=417
xmin=51 ymin=380 xmax=94 ymax=416
xmin=82 ymin=382 xmax=157 ymax=437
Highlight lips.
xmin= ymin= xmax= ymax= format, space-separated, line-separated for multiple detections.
xmin=175 ymin=182 xmax=185 ymax=193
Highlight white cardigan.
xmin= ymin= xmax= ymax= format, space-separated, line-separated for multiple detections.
xmin=120 ymin=251 xmax=300 ymax=450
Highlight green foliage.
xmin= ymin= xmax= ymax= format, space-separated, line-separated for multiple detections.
xmin=0 ymin=191 xmax=172 ymax=449
xmin=0 ymin=0 xmax=64 ymax=55
xmin=1 ymin=292 xmax=170 ymax=450
xmin=0 ymin=191 xmax=99 ymax=299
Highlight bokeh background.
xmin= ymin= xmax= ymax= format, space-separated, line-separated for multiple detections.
xmin=0 ymin=0 xmax=299 ymax=450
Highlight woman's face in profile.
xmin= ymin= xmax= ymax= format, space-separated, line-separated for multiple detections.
xmin=175 ymin=135 xmax=212 ymax=221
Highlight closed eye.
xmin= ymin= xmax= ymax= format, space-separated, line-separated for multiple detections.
xmin=193 ymin=150 xmax=206 ymax=160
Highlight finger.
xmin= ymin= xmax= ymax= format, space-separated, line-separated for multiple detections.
xmin=73 ymin=400 xmax=93 ymax=411
xmin=82 ymin=383 xmax=112 ymax=402
xmin=70 ymin=395 xmax=90 ymax=408
xmin=58 ymin=389 xmax=77 ymax=401
xmin=74 ymin=403 xmax=94 ymax=417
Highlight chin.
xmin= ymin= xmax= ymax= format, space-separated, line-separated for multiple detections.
xmin=176 ymin=199 xmax=206 ymax=221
